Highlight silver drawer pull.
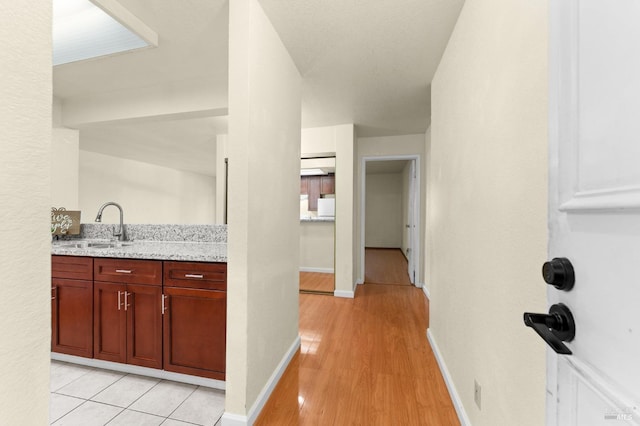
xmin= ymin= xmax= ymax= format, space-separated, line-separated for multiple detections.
xmin=185 ymin=274 xmax=204 ymax=279
xmin=115 ymin=269 xmax=132 ymax=274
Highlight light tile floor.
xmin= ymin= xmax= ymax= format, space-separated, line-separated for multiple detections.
xmin=50 ymin=361 xmax=224 ymax=426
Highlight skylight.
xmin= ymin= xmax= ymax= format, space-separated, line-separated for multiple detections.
xmin=53 ymin=0 xmax=156 ymax=66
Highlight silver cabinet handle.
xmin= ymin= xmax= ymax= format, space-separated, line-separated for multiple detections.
xmin=115 ymin=269 xmax=132 ymax=274
xmin=185 ymin=274 xmax=204 ymax=279
xmin=161 ymin=294 xmax=168 ymax=314
xmin=117 ymin=291 xmax=122 ymax=310
xmin=52 ymin=287 xmax=56 ymax=300
xmin=124 ymin=291 xmax=130 ymax=311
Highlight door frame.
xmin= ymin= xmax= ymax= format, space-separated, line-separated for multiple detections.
xmin=359 ymin=155 xmax=421 ymax=287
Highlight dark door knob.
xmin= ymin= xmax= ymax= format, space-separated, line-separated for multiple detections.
xmin=542 ymin=258 xmax=574 ymax=291
xmin=523 ymin=303 xmax=575 ymax=355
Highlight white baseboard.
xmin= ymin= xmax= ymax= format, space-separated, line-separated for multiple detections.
xmin=221 ymin=335 xmax=301 ymax=426
xmin=427 ymin=329 xmax=471 ymax=426
xmin=220 ymin=413 xmax=246 ymax=426
xmin=299 ymin=267 xmax=334 ymax=274
xmin=422 ymin=284 xmax=430 ymax=299
xmin=51 ymin=353 xmax=225 ymax=390
xmin=334 ymin=289 xmax=355 ymax=298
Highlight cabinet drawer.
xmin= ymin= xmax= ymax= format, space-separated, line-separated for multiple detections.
xmin=163 ymin=261 xmax=226 ymax=291
xmin=94 ymin=258 xmax=162 ymax=286
xmin=52 ymin=255 xmax=93 ymax=280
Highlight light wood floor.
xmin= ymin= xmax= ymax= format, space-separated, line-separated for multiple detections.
xmin=255 ymin=284 xmax=459 ymax=425
xmin=299 ymin=271 xmax=334 ymax=293
xmin=365 ymin=248 xmax=412 ymax=285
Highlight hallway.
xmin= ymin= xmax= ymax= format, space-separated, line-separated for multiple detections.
xmin=364 ymin=248 xmax=412 ymax=285
xmin=256 ymin=282 xmax=458 ymax=424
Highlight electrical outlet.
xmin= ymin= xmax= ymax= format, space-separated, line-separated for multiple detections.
xmin=474 ymin=380 xmax=482 ymax=410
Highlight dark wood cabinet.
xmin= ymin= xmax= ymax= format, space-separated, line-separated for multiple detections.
xmin=163 ymin=261 xmax=226 ymax=380
xmin=307 ymin=176 xmax=321 ymax=211
xmin=127 ymin=283 xmax=163 ymax=368
xmin=53 ymin=255 xmax=227 ymax=380
xmin=320 ymin=174 xmax=335 ymax=195
xmin=93 ymin=281 xmax=127 ymax=363
xmin=301 ymin=174 xmax=335 ymax=211
xmin=51 ymin=256 xmax=94 ymax=358
xmin=93 ymin=259 xmax=163 ymax=369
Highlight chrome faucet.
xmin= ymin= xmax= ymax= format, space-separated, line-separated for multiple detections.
xmin=95 ymin=202 xmax=126 ymax=241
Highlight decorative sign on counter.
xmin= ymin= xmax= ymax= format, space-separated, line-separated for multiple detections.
xmin=51 ymin=207 xmax=81 ymax=235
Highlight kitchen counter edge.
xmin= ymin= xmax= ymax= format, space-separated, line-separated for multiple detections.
xmin=51 ymin=241 xmax=227 ymax=263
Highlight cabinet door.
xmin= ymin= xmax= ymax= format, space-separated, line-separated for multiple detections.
xmin=320 ymin=174 xmax=335 ymax=195
xmin=52 ymin=278 xmax=93 ymax=358
xmin=93 ymin=282 xmax=126 ymax=364
xmin=126 ymin=284 xmax=162 ymax=369
xmin=308 ymin=176 xmax=321 ymax=211
xmin=163 ymin=287 xmax=226 ymax=380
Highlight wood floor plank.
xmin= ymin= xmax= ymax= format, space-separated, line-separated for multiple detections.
xmin=255 ymin=283 xmax=459 ymax=425
xmin=299 ymin=271 xmax=334 ymax=293
xmin=364 ymin=248 xmax=412 ymax=285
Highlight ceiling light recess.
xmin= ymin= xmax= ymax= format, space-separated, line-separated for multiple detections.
xmin=53 ymin=0 xmax=158 ymax=66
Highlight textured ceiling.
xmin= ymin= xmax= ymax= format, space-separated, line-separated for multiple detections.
xmin=53 ymin=0 xmax=229 ymax=99
xmin=53 ymin=0 xmax=463 ymax=175
xmin=259 ymin=0 xmax=464 ymax=136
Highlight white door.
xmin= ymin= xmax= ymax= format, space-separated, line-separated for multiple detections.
xmin=407 ymin=160 xmax=416 ymax=283
xmin=545 ymin=0 xmax=640 ymax=424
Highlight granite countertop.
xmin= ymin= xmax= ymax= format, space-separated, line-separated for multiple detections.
xmin=300 ymin=216 xmax=335 ymax=222
xmin=52 ymin=239 xmax=227 ymax=263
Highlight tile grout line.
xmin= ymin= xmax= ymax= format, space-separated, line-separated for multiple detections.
xmin=52 ymin=364 xmax=224 ymax=426
xmin=50 ymin=365 xmax=96 ymax=393
xmin=164 ymin=385 xmax=200 ymax=423
xmin=51 ymin=398 xmax=90 ymax=425
xmin=76 ymin=370 xmax=129 ymax=402
xmin=117 ymin=375 xmax=163 ymax=411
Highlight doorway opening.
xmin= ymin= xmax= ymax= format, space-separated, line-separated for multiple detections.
xmin=360 ymin=155 xmax=420 ymax=287
xmin=299 ymin=155 xmax=336 ymax=294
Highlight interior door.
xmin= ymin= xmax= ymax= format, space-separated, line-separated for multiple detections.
xmin=546 ymin=0 xmax=640 ymax=424
xmin=407 ymin=160 xmax=416 ymax=284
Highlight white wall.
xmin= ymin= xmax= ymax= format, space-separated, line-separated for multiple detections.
xmin=225 ymin=0 xmax=301 ymax=423
xmin=300 ymin=222 xmax=335 ymax=272
xmin=79 ymin=150 xmax=215 ymax=224
xmin=357 ymin=134 xmax=425 ymax=284
xmin=0 ymin=2 xmax=51 ymax=423
xmin=302 ymin=125 xmax=357 ymax=297
xmin=53 ymin=96 xmax=63 ymax=127
xmin=301 ymin=126 xmax=337 ymax=155
xmin=365 ymin=173 xmax=403 ymax=248
xmin=424 ymin=129 xmax=432 ymax=294
xmin=428 ymin=0 xmax=548 ymax=425
xmin=52 ymin=128 xmax=80 ymax=209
